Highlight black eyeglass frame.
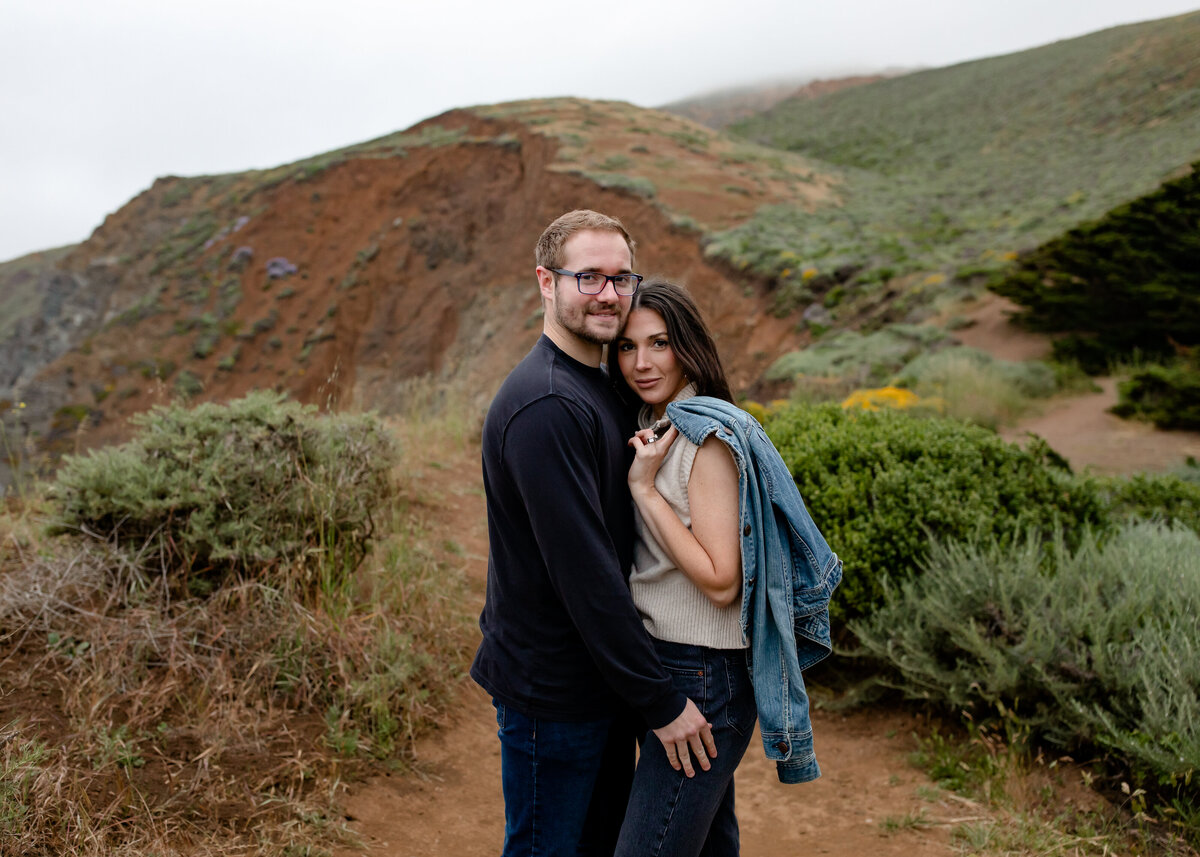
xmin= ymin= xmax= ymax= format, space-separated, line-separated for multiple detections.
xmin=549 ymin=267 xmax=644 ymax=296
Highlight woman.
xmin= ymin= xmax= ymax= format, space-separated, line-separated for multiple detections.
xmin=607 ymin=279 xmax=756 ymax=857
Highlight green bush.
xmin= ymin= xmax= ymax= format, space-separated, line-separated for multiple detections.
xmin=51 ymin=391 xmax=396 ymax=591
xmin=1111 ymin=357 xmax=1200 ymax=430
xmin=851 ymin=521 xmax=1200 ymax=829
xmin=1096 ymin=471 xmax=1200 ymax=535
xmin=763 ymin=404 xmax=1108 ymax=623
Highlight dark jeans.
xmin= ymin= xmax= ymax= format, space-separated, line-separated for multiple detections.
xmin=613 ymin=639 xmax=756 ymax=857
xmin=494 ymin=701 xmax=635 ymax=857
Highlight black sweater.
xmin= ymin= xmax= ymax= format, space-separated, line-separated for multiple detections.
xmin=470 ymin=336 xmax=686 ymax=728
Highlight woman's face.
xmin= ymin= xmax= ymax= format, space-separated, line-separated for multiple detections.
xmin=616 ymin=308 xmax=689 ymax=417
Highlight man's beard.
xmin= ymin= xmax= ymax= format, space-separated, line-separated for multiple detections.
xmin=553 ymin=286 xmax=625 ymax=345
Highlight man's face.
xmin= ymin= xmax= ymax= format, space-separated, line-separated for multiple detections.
xmin=538 ymin=229 xmax=633 ymax=347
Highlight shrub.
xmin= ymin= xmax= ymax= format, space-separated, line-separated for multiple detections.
xmin=1095 ymin=471 xmax=1200 ymax=534
xmin=1111 ymin=357 xmax=1200 ymax=430
xmin=765 ymin=324 xmax=950 ymax=386
xmin=897 ymin=347 xmax=1057 ymax=398
xmin=851 ymin=521 xmax=1200 ymax=831
xmin=894 ymin=347 xmax=1057 ymax=428
xmin=763 ymin=403 xmax=1108 ymax=623
xmin=51 ymin=391 xmax=396 ymax=592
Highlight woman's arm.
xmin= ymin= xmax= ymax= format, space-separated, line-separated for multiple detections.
xmin=628 ymin=429 xmax=742 ymax=608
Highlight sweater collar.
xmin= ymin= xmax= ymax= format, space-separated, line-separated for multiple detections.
xmin=639 ymin=382 xmax=698 ymax=432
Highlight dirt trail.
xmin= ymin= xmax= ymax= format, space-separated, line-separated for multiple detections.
xmin=954 ymin=294 xmax=1200 ymax=474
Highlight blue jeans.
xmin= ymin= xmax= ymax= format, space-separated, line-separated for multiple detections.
xmin=494 ymin=701 xmax=635 ymax=857
xmin=613 ymin=640 xmax=756 ymax=857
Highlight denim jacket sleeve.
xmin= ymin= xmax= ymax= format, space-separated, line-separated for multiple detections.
xmin=666 ymin=398 xmax=842 ymax=784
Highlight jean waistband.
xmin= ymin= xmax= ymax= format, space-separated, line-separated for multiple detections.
xmin=652 ymin=636 xmax=748 ymax=661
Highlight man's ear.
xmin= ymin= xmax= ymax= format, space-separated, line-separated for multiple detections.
xmin=536 ymin=266 xmax=556 ymax=301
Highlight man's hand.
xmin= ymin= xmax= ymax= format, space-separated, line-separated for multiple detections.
xmin=651 ymin=698 xmax=716 ymax=778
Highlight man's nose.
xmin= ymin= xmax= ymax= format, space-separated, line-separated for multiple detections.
xmin=594 ymin=277 xmax=620 ymax=302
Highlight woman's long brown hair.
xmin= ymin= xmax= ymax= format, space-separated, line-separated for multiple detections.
xmin=609 ymin=279 xmax=734 ymax=404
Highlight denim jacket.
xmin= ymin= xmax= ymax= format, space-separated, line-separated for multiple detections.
xmin=665 ymin=397 xmax=842 ymax=784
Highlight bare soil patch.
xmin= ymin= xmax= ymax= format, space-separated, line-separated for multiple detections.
xmin=952 ymin=292 xmax=1200 ymax=474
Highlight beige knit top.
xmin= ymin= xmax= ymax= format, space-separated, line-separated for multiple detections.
xmin=629 ymin=385 xmax=746 ymax=649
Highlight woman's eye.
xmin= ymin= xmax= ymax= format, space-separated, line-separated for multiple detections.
xmin=653 ymin=339 xmax=669 ymax=348
xmin=617 ymin=342 xmax=633 ymax=352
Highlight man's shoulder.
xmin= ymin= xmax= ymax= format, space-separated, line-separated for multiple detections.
xmin=494 ymin=339 xmax=607 ymax=412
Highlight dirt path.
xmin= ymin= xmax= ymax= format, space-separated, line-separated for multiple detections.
xmin=333 ymin=453 xmax=962 ymax=857
xmin=999 ymin=376 xmax=1200 ymax=474
xmin=956 ymin=294 xmax=1200 ymax=474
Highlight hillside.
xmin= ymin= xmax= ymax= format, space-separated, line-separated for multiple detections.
xmin=0 ymin=100 xmax=832 ymax=489
xmin=659 ymin=75 xmax=889 ymax=129
xmin=719 ymin=10 xmax=1200 ymax=321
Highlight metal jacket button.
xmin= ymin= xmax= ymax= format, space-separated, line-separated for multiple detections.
xmin=743 ymin=524 xmax=751 ymax=536
xmin=775 ymin=740 xmax=789 ymax=753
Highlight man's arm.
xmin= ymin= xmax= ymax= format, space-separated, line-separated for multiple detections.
xmin=503 ymin=396 xmax=715 ymax=772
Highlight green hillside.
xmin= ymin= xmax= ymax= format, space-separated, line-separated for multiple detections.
xmin=723 ymin=10 xmax=1200 ymax=319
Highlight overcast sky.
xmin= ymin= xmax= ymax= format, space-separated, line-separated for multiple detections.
xmin=2 ymin=0 xmax=1197 ymax=263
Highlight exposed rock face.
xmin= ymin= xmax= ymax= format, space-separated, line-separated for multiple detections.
xmin=1 ymin=270 xmax=100 ymax=395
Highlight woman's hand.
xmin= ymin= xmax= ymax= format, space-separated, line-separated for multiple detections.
xmin=627 ymin=425 xmax=677 ymax=498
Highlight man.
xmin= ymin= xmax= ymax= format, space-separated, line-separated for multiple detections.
xmin=471 ymin=210 xmax=715 ymax=857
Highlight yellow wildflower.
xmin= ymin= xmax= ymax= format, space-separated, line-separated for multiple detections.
xmin=742 ymin=400 xmax=768 ymax=422
xmin=841 ymin=386 xmax=920 ymax=412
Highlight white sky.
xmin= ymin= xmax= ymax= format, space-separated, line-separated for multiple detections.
xmin=2 ymin=0 xmax=1197 ymax=263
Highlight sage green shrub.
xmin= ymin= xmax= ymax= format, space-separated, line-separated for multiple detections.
xmin=763 ymin=404 xmax=1108 ymax=623
xmin=1096 ymin=470 xmax=1200 ymax=535
xmin=852 ymin=522 xmax=1200 ymax=833
xmin=52 ymin=391 xmax=396 ymax=591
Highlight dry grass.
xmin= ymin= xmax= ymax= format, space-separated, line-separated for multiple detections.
xmin=0 ymin=399 xmax=478 ymax=855
xmin=908 ymin=719 xmax=1199 ymax=857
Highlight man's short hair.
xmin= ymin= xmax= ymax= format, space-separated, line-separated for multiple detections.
xmin=535 ymin=210 xmax=636 ymax=270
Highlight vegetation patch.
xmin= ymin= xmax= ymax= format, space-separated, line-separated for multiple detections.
xmin=1111 ymin=354 xmax=1200 ymax=430
xmin=853 ymin=522 xmax=1200 ymax=845
xmin=1 ymin=396 xmax=474 ymax=854
xmin=762 ymin=403 xmax=1108 ymax=624
xmin=51 ymin=391 xmax=395 ymax=592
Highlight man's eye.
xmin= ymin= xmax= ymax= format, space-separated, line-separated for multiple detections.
xmin=578 ymin=273 xmax=604 ymax=286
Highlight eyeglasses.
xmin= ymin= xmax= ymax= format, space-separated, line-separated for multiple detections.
xmin=550 ymin=268 xmax=643 ymax=296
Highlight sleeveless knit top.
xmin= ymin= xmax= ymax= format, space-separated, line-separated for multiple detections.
xmin=629 ymin=385 xmax=746 ymax=649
